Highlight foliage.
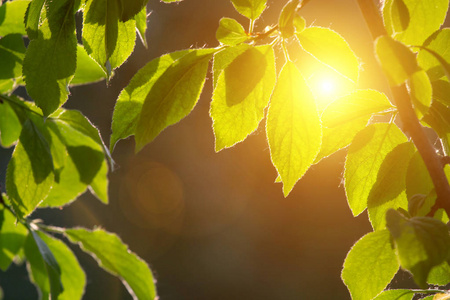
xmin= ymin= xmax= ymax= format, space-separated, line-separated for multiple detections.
xmin=0 ymin=0 xmax=450 ymax=299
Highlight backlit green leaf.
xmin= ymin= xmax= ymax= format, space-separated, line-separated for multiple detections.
xmin=384 ymin=0 xmax=449 ymax=46
xmin=0 ymin=205 xmax=27 ymax=271
xmin=266 ymin=61 xmax=321 ymax=196
xmin=428 ymin=261 xmax=450 ymax=286
xmin=216 ymin=17 xmax=248 ymax=46
xmin=135 ymin=5 xmax=148 ymax=48
xmin=5 ymin=119 xmax=54 ymax=217
xmin=82 ymin=0 xmax=136 ymax=75
xmin=38 ymin=232 xmax=86 ymax=300
xmin=111 ymin=50 xmax=191 ymax=151
xmin=65 ymin=228 xmax=156 ymax=300
xmin=344 ymin=123 xmax=407 ymax=216
xmin=405 ymin=152 xmax=450 ymax=223
xmin=212 ymin=43 xmax=250 ymax=89
xmin=211 ymin=44 xmax=275 ymax=151
xmin=432 ymin=80 xmax=450 ymax=106
xmin=43 ymin=114 xmax=108 ymax=207
xmin=417 ymin=29 xmax=450 ymax=82
xmin=373 ymin=289 xmax=414 ymax=300
xmin=0 ymin=34 xmax=25 ymax=80
xmin=342 ymin=230 xmax=399 ymax=300
xmin=134 ymin=48 xmax=215 ymax=152
xmin=230 ymin=0 xmax=266 ymax=20
xmin=118 ymin=0 xmax=147 ymax=21
xmin=71 ymin=44 xmax=106 ymax=86
xmin=278 ymin=0 xmax=300 ymax=38
xmin=407 ymin=70 xmax=432 ymax=118
xmin=24 ymin=0 xmax=45 ymax=39
xmin=0 ymin=100 xmax=22 ymax=147
xmin=317 ymin=89 xmax=393 ymax=162
xmin=387 ymin=210 xmax=450 ymax=288
xmin=367 ymin=142 xmax=416 ymax=230
xmin=22 ymin=0 xmax=77 ymax=116
xmin=0 ymin=0 xmax=29 ymax=36
xmin=422 ymin=102 xmax=450 ymax=155
xmin=375 ymin=35 xmax=420 ymax=86
xmin=297 ymin=26 xmax=359 ymax=82
xmin=24 ymin=231 xmax=63 ymax=299
xmin=383 ymin=0 xmax=410 ymax=34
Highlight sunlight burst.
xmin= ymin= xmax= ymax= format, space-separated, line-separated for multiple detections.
xmin=307 ymin=70 xmax=354 ymax=111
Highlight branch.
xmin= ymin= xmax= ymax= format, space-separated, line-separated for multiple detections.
xmin=355 ymin=0 xmax=450 ymax=216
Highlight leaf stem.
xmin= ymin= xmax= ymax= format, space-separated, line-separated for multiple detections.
xmin=355 ymin=0 xmax=450 ymax=216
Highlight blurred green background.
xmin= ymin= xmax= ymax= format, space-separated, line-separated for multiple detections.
xmin=2 ymin=0 xmax=446 ymax=299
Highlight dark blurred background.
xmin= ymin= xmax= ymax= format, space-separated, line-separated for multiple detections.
xmin=2 ymin=0 xmax=446 ymax=299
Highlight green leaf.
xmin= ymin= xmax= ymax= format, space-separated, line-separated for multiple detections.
xmin=417 ymin=29 xmax=450 ymax=82
xmin=342 ymin=230 xmax=399 ymax=300
xmin=428 ymin=261 xmax=450 ymax=286
xmin=215 ymin=17 xmax=248 ymax=46
xmin=37 ymin=231 xmax=86 ymax=300
xmin=383 ymin=0 xmax=410 ymax=34
xmin=0 ymin=34 xmax=26 ymax=80
xmin=135 ymin=5 xmax=148 ymax=48
xmin=384 ymin=0 xmax=449 ymax=46
xmin=118 ymin=0 xmax=147 ymax=21
xmin=375 ymin=35 xmax=420 ymax=86
xmin=65 ymin=228 xmax=156 ymax=300
xmin=110 ymin=50 xmax=191 ymax=151
xmin=24 ymin=231 xmax=63 ymax=299
xmin=24 ymin=0 xmax=45 ymax=39
xmin=296 ymin=26 xmax=359 ymax=82
xmin=5 ymin=119 xmax=54 ymax=217
xmin=344 ymin=123 xmax=407 ymax=216
xmin=43 ymin=114 xmax=108 ymax=207
xmin=407 ymin=70 xmax=432 ymax=118
xmin=82 ymin=0 xmax=136 ymax=75
xmin=373 ymin=289 xmax=414 ymax=300
xmin=317 ymin=89 xmax=393 ymax=162
xmin=386 ymin=209 xmax=450 ymax=288
xmin=422 ymin=102 xmax=450 ymax=152
xmin=0 ymin=0 xmax=30 ymax=36
xmin=71 ymin=44 xmax=106 ymax=86
xmin=134 ymin=48 xmax=215 ymax=152
xmin=211 ymin=44 xmax=275 ymax=151
xmin=212 ymin=43 xmax=250 ymax=89
xmin=0 ymin=79 xmax=14 ymax=93
xmin=22 ymin=0 xmax=77 ymax=116
xmin=230 ymin=0 xmax=266 ymax=20
xmin=266 ymin=61 xmax=321 ymax=196
xmin=432 ymin=80 xmax=450 ymax=106
xmin=0 ymin=204 xmax=28 ymax=271
xmin=367 ymin=142 xmax=416 ymax=230
xmin=278 ymin=0 xmax=300 ymax=38
xmin=405 ymin=152 xmax=450 ymax=222
xmin=0 ymin=100 xmax=22 ymax=147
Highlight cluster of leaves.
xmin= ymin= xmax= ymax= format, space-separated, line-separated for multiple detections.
xmin=1 ymin=0 xmax=450 ymax=299
xmin=0 ymin=0 xmax=172 ymax=298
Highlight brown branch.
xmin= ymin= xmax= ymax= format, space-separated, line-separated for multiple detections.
xmin=355 ymin=0 xmax=450 ymax=216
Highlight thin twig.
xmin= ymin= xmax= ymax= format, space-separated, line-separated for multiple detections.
xmin=354 ymin=0 xmax=450 ymax=216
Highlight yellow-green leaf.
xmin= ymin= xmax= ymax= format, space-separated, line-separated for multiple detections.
xmin=211 ymin=44 xmax=275 ymax=151
xmin=317 ymin=89 xmax=393 ymax=162
xmin=215 ymin=17 xmax=248 ymax=46
xmin=135 ymin=48 xmax=215 ymax=152
xmin=266 ymin=61 xmax=322 ymax=196
xmin=375 ymin=35 xmax=420 ymax=86
xmin=297 ymin=26 xmax=359 ymax=82
xmin=344 ymin=123 xmax=407 ymax=216
xmin=342 ymin=230 xmax=399 ymax=300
